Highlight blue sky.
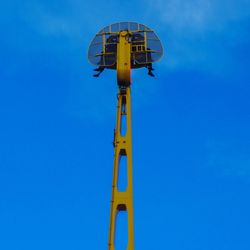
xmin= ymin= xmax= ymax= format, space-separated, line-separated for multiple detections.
xmin=0 ymin=0 xmax=250 ymax=249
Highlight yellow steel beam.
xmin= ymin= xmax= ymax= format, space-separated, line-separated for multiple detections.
xmin=117 ymin=31 xmax=131 ymax=86
xmin=108 ymin=31 xmax=134 ymax=250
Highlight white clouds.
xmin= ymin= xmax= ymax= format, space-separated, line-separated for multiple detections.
xmin=149 ymin=0 xmax=212 ymax=31
xmin=23 ymin=2 xmax=83 ymax=38
xmin=146 ymin=0 xmax=250 ymax=32
xmin=9 ymin=0 xmax=249 ymax=122
xmin=142 ymin=0 xmax=250 ymax=72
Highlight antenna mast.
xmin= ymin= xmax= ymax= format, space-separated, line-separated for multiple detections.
xmin=88 ymin=22 xmax=163 ymax=250
xmin=108 ymin=30 xmax=134 ymax=250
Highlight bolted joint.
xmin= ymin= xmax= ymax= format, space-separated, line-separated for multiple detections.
xmin=119 ymin=85 xmax=128 ymax=95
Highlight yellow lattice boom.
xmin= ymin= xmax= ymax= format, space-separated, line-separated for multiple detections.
xmin=88 ymin=22 xmax=163 ymax=250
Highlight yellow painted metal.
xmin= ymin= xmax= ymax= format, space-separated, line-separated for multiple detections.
xmin=117 ymin=31 xmax=131 ymax=86
xmin=108 ymin=31 xmax=134 ymax=250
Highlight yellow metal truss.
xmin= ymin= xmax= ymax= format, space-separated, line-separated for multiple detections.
xmin=108 ymin=31 xmax=134 ymax=250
